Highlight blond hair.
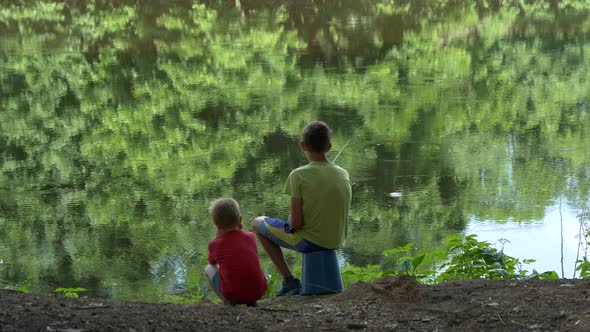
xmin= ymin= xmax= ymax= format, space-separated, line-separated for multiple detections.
xmin=209 ymin=197 xmax=241 ymax=228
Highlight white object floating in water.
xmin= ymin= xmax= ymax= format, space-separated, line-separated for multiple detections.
xmin=387 ymin=192 xmax=403 ymax=198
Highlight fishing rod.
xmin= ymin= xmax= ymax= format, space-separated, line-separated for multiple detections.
xmin=331 ymin=138 xmax=352 ymax=163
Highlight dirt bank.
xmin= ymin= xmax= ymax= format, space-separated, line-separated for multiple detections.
xmin=2 ymin=276 xmax=590 ymax=331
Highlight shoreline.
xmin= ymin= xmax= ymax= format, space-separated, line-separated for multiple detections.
xmin=2 ymin=276 xmax=589 ymax=331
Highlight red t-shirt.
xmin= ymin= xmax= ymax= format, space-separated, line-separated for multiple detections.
xmin=208 ymin=230 xmax=267 ymax=303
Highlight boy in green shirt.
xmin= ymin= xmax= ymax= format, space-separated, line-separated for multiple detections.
xmin=252 ymin=121 xmax=352 ymax=296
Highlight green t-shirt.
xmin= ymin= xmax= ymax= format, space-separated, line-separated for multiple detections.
xmin=284 ymin=161 xmax=352 ymax=249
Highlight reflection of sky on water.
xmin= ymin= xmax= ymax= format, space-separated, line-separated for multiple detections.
xmin=466 ymin=202 xmax=583 ymax=278
xmin=150 ymin=254 xmax=187 ymax=292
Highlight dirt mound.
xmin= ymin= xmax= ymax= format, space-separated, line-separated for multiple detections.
xmin=330 ymin=275 xmax=423 ymax=303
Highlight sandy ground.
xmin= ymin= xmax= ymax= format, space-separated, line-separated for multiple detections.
xmin=2 ymin=276 xmax=590 ymax=331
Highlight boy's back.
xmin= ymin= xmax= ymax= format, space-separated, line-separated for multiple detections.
xmin=208 ymin=230 xmax=267 ymax=303
xmin=252 ymin=121 xmax=352 ymax=297
xmin=285 ymin=161 xmax=352 ymax=249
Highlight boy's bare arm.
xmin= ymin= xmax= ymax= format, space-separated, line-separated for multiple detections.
xmin=289 ymin=197 xmax=303 ymax=230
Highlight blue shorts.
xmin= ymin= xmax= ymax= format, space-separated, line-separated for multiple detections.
xmin=258 ymin=217 xmax=327 ymax=253
xmin=212 ymin=272 xmax=221 ymax=292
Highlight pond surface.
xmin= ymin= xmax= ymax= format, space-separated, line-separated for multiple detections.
xmin=1 ymin=1 xmax=589 ymax=301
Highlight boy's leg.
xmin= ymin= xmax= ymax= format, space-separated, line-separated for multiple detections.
xmin=204 ymin=264 xmax=228 ymax=304
xmin=251 ymin=217 xmax=293 ymax=278
xmin=252 ymin=216 xmax=310 ymax=296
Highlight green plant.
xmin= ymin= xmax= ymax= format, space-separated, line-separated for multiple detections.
xmin=575 ymin=256 xmax=590 ymax=279
xmin=341 ymin=263 xmax=382 ymax=287
xmin=54 ymin=287 xmax=87 ymax=298
xmin=381 ymin=242 xmax=434 ymax=281
xmin=262 ymin=272 xmax=283 ymax=298
xmin=573 ymin=210 xmax=590 ymax=278
xmin=339 ymin=234 xmax=557 ymax=287
xmin=435 ymin=234 xmax=533 ymax=282
xmin=527 ymin=270 xmax=560 ymax=280
xmin=13 ymin=276 xmax=33 ymax=293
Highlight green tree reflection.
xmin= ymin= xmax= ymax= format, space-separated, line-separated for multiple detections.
xmin=0 ymin=0 xmax=589 ymax=300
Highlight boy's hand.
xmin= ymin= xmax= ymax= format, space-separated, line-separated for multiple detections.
xmin=285 ymin=215 xmax=296 ymax=233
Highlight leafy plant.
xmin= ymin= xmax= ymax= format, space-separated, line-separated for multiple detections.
xmin=381 ymin=242 xmax=434 ymax=281
xmin=16 ymin=281 xmax=32 ymax=293
xmin=573 ymin=210 xmax=590 ymax=278
xmin=342 ymin=234 xmax=556 ymax=286
xmin=575 ymin=256 xmax=590 ymax=279
xmin=435 ymin=234 xmax=534 ymax=282
xmin=527 ymin=270 xmax=560 ymax=280
xmin=263 ymin=272 xmax=282 ymax=298
xmin=341 ymin=263 xmax=382 ymax=287
xmin=54 ymin=287 xmax=87 ymax=299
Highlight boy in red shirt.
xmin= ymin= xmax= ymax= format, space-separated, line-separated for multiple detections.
xmin=205 ymin=198 xmax=267 ymax=306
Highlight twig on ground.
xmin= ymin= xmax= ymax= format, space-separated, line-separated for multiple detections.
xmin=257 ymin=307 xmax=292 ymax=313
xmin=71 ymin=304 xmax=110 ymax=310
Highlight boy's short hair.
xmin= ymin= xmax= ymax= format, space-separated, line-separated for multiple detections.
xmin=303 ymin=121 xmax=331 ymax=152
xmin=209 ymin=197 xmax=241 ymax=228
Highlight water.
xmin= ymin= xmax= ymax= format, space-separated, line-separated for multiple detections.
xmin=1 ymin=1 xmax=589 ymax=301
xmin=466 ymin=204 xmax=582 ymax=276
